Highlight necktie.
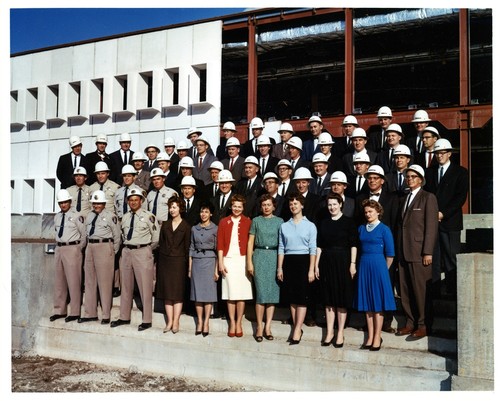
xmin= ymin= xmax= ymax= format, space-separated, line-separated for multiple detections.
xmin=76 ymin=188 xmax=82 ymax=212
xmin=439 ymin=166 xmax=444 ymax=184
xmin=127 ymin=213 xmax=135 ymax=241
xmin=247 ymin=180 xmax=252 ymax=192
xmin=347 ymin=137 xmax=351 ymax=147
xmin=281 ymin=182 xmax=286 ymax=196
xmin=186 ymin=198 xmax=191 ymax=212
xmin=214 ymin=184 xmax=218 ymax=197
xmin=152 ymin=191 xmax=159 ymax=215
xmin=291 ymin=160 xmax=295 ymax=169
xmin=389 ymin=148 xmax=394 ymax=161
xmin=417 ymin=137 xmax=423 ymax=153
xmin=357 ymin=176 xmax=362 ymax=193
xmin=220 ymin=194 xmax=225 ymax=209
xmin=73 ymin=155 xmax=77 ymax=169
xmin=405 ymin=193 xmax=413 ymax=213
xmin=427 ymin=152 xmax=432 ymax=167
xmin=370 ymin=192 xmax=380 ymax=198
xmin=123 ymin=187 xmax=128 ymax=214
xmin=100 ymin=184 xmax=104 ymax=191
xmin=89 ymin=213 xmax=98 ymax=236
xmin=381 ymin=130 xmax=385 ymax=147
xmin=398 ymin=172 xmax=403 ymax=190
xmin=229 ymin=158 xmax=234 ymax=171
xmin=123 ymin=151 xmax=128 ymax=165
xmin=198 ymin=157 xmax=203 ymax=169
xmin=58 ymin=213 xmax=65 ymax=238
xmin=261 ymin=158 xmax=266 ymax=173
xmin=317 ymin=177 xmax=322 ymax=192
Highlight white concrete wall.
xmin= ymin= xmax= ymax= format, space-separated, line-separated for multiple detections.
xmin=11 ymin=21 xmax=223 ymax=214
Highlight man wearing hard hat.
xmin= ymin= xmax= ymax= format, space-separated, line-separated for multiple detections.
xmin=109 ymin=133 xmax=135 ymax=185
xmin=56 ymin=135 xmax=89 ymax=189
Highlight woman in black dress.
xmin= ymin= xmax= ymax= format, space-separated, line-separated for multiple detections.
xmin=156 ymin=195 xmax=191 ymax=334
xmin=315 ymin=193 xmax=358 ymax=347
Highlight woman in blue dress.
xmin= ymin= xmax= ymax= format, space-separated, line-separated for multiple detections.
xmin=354 ymin=199 xmax=396 ymax=351
xmin=247 ymin=194 xmax=283 ymax=342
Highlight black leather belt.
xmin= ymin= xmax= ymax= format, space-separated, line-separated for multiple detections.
xmin=57 ymin=241 xmax=81 ymax=247
xmin=125 ymin=244 xmax=150 ymax=249
xmin=255 ymin=246 xmax=278 ymax=250
xmin=195 ymin=249 xmax=215 ymax=254
xmin=89 ymin=238 xmax=113 ymax=243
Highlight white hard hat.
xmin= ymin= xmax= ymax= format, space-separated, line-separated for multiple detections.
xmin=423 ymin=126 xmax=441 ymax=138
xmin=127 ymin=187 xmax=145 ymax=200
xmin=69 ymin=136 xmax=82 ymax=148
xmin=119 ymin=133 xmax=132 ymax=142
xmin=132 ymin=152 xmax=147 ymax=162
xmin=180 ymin=176 xmax=197 ymax=187
xmin=287 ymin=136 xmax=303 ymax=150
xmin=275 ymin=159 xmax=292 ymax=172
xmin=386 ymin=123 xmax=403 ymax=135
xmin=393 ymin=144 xmax=412 ymax=157
xmin=365 ymin=165 xmax=385 ymax=179
xmin=195 ymin=135 xmax=210 ymax=145
xmin=164 ymin=137 xmax=176 ymax=147
xmin=90 ymin=190 xmax=107 ymax=203
xmin=226 ymin=137 xmax=241 ymax=147
xmin=156 ymin=152 xmax=171 ymax=162
xmin=412 ymin=109 xmax=431 ymax=123
xmin=318 ymin=132 xmax=334 ymax=145
xmin=149 ymin=168 xmax=166 ymax=178
xmin=73 ymin=166 xmax=87 ymax=176
xmin=95 ymin=133 xmax=108 ymax=144
xmin=94 ymin=161 xmax=110 ymax=173
xmin=377 ymin=106 xmax=392 ymax=118
xmin=57 ymin=189 xmax=72 ymax=202
xmin=432 ymin=138 xmax=454 ymax=153
xmin=217 ymin=169 xmax=236 ymax=183
xmin=187 ymin=127 xmax=202 ymax=138
xmin=144 ymin=144 xmax=160 ymax=153
xmin=329 ymin=171 xmax=348 ymax=184
xmin=176 ymin=140 xmax=190 ymax=151
xmin=262 ymin=172 xmax=280 ymax=184
xmin=342 ymin=115 xmax=358 ymax=126
xmin=179 ymin=156 xmax=195 ymax=169
xmin=278 ymin=122 xmax=294 ymax=133
xmin=121 ymin=164 xmax=137 ymax=175
xmin=222 ymin=121 xmax=237 ymax=131
xmin=250 ymin=117 xmax=265 ymax=129
xmin=308 ymin=115 xmax=323 ymax=126
xmin=244 ymin=156 xmax=260 ymax=166
xmin=351 ymin=127 xmax=367 ymax=138
xmin=256 ymin=135 xmax=272 ymax=146
xmin=353 ymin=153 xmax=371 ymax=164
xmin=311 ymin=153 xmax=330 ymax=164
xmin=293 ymin=167 xmax=313 ymax=180
xmin=209 ymin=161 xmax=224 ymax=171
xmin=405 ymin=164 xmax=426 ymax=186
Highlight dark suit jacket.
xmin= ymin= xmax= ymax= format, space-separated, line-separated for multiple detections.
xmin=85 ymin=151 xmax=117 ymax=185
xmin=222 ymin=156 xmax=245 ymax=183
xmin=397 ymin=189 xmax=439 ymax=262
xmin=310 ymin=173 xmax=331 ymax=197
xmin=325 ymin=154 xmax=343 ymax=174
xmin=271 ymin=142 xmax=290 ymax=160
xmin=189 ymin=146 xmax=214 ymax=160
xmin=109 ymin=149 xmax=135 ymax=185
xmin=216 ymin=137 xmax=229 ymax=160
xmin=414 ymin=151 xmax=439 ymax=171
xmin=211 ymin=192 xmax=235 ymax=225
xmin=173 ymin=175 xmax=207 ymax=202
xmin=143 ymin=159 xmax=159 ymax=172
xmin=375 ymin=147 xmax=398 ymax=175
xmin=235 ymin=176 xmax=264 ymax=218
xmin=354 ymin=189 xmax=399 ymax=232
xmin=333 ymin=136 xmax=354 ymax=158
xmin=290 ymin=157 xmax=310 ymax=178
xmin=193 ymin=153 xmax=218 ymax=185
xmin=424 ymin=163 xmax=468 ymax=232
xmin=385 ymin=171 xmax=409 ymax=198
xmin=366 ymin=127 xmax=389 ymax=153
xmin=182 ymin=196 xmax=203 ymax=227
xmin=346 ymin=174 xmax=370 ymax=199
xmin=302 ymin=138 xmax=321 ymax=162
xmin=56 ymin=152 xmax=88 ymax=189
xmin=257 ymin=155 xmax=280 ymax=177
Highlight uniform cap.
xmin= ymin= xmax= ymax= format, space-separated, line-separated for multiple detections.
xmin=127 ymin=187 xmax=145 ymax=199
xmin=149 ymin=168 xmax=166 ymax=178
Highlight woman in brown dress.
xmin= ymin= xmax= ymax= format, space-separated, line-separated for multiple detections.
xmin=156 ymin=195 xmax=191 ymax=333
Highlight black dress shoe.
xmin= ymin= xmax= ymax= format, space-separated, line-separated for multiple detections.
xmin=289 ymin=329 xmax=303 ymax=345
xmin=138 ymin=323 xmax=152 ymax=331
xmin=195 ymin=330 xmax=202 ymax=336
xmin=78 ymin=317 xmax=98 ymax=323
xmin=370 ymin=338 xmax=383 ymax=351
xmin=110 ymin=319 xmax=131 ymax=328
xmin=321 ymin=339 xmax=333 ymax=346
xmin=202 ymin=331 xmax=209 ymax=337
xmin=101 ymin=319 xmax=110 ymax=325
xmin=49 ymin=314 xmax=67 ymax=322
xmin=112 ymin=288 xmax=121 ymax=297
xmin=333 ymin=337 xmax=344 ymax=348
xmin=65 ymin=315 xmax=80 ymax=322
xmin=360 ymin=343 xmax=372 ymax=350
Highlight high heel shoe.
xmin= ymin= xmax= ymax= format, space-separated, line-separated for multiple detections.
xmin=235 ymin=331 xmax=243 ymax=338
xmin=195 ymin=330 xmax=202 ymax=336
xmin=370 ymin=338 xmax=383 ymax=351
xmin=360 ymin=342 xmax=372 ymax=350
xmin=202 ymin=331 xmax=209 ymax=337
xmin=334 ymin=337 xmax=344 ymax=348
xmin=228 ymin=331 xmax=236 ymax=337
xmin=289 ymin=329 xmax=303 ymax=345
xmin=163 ymin=326 xmax=172 ymax=333
xmin=321 ymin=338 xmax=333 ymax=346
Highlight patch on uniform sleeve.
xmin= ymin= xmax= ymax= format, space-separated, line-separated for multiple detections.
xmin=78 ymin=216 xmax=84 ymax=223
xmin=112 ymin=216 xmax=117 ymax=224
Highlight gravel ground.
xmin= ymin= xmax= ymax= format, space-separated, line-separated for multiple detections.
xmin=11 ymin=352 xmax=253 ymax=392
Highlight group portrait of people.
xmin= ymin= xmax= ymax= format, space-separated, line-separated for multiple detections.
xmin=50 ymin=106 xmax=468 ymax=351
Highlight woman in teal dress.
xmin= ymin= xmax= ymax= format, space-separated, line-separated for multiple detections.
xmin=247 ymin=194 xmax=283 ymax=342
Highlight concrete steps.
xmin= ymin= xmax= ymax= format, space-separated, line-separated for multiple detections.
xmin=34 ymin=299 xmax=457 ymax=391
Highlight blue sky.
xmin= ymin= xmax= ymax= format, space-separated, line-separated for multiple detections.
xmin=10 ymin=7 xmax=246 ymax=54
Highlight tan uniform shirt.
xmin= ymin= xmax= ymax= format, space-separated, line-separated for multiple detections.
xmin=67 ymin=185 xmax=92 ymax=218
xmin=121 ymin=209 xmax=159 ymax=249
xmin=86 ymin=209 xmax=121 ymax=254
xmin=114 ymin=184 xmax=146 ymax=219
xmin=146 ymin=185 xmax=178 ymax=224
xmin=89 ymin=179 xmax=120 ymax=214
xmin=54 ymin=208 xmax=86 ymax=248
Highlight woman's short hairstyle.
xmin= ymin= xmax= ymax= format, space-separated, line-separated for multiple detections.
xmin=361 ymin=199 xmax=384 ymax=219
xmin=259 ymin=193 xmax=277 ymax=208
xmin=231 ymin=193 xmax=246 ymax=206
xmin=326 ymin=192 xmax=344 ymax=210
xmin=287 ymin=192 xmax=305 ymax=206
xmin=199 ymin=200 xmax=214 ymax=214
xmin=168 ymin=195 xmax=186 ymax=213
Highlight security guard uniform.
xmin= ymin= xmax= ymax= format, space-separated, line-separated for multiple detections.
xmin=115 ymin=184 xmax=146 ymax=219
xmin=67 ymin=184 xmax=92 ymax=218
xmin=146 ymin=185 xmax=178 ymax=224
xmin=89 ymin=179 xmax=120 ymax=214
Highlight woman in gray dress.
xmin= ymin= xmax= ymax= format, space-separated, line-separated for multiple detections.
xmin=188 ymin=202 xmax=218 ymax=336
xmin=247 ymin=194 xmax=283 ymax=342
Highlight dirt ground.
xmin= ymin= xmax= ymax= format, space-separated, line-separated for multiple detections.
xmin=11 ymin=353 xmax=253 ymax=392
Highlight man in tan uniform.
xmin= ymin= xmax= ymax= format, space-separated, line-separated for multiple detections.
xmin=50 ymin=189 xmax=87 ymax=322
xmin=79 ymin=190 xmax=121 ymax=324
xmin=66 ymin=166 xmax=92 ymax=218
xmin=111 ymin=188 xmax=160 ymax=331
xmin=89 ymin=161 xmax=120 ymax=214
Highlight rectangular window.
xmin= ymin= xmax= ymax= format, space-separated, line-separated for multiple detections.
xmin=26 ymin=88 xmax=38 ymax=121
xmin=113 ymin=75 xmax=128 ymax=111
xmin=23 ymin=179 xmax=35 ymax=213
xmin=89 ymin=79 xmax=104 ymax=114
xmin=199 ymin=68 xmax=207 ymax=102
xmin=46 ymin=85 xmax=60 ymax=119
xmin=191 ymin=64 xmax=207 ymax=103
xmin=43 ymin=179 xmax=56 ymax=212
xmin=11 ymin=91 xmax=18 ymax=123
xmin=68 ymin=82 xmax=81 ymax=116
xmin=137 ymin=71 xmax=153 ymax=109
xmin=163 ymin=68 xmax=180 ymax=106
